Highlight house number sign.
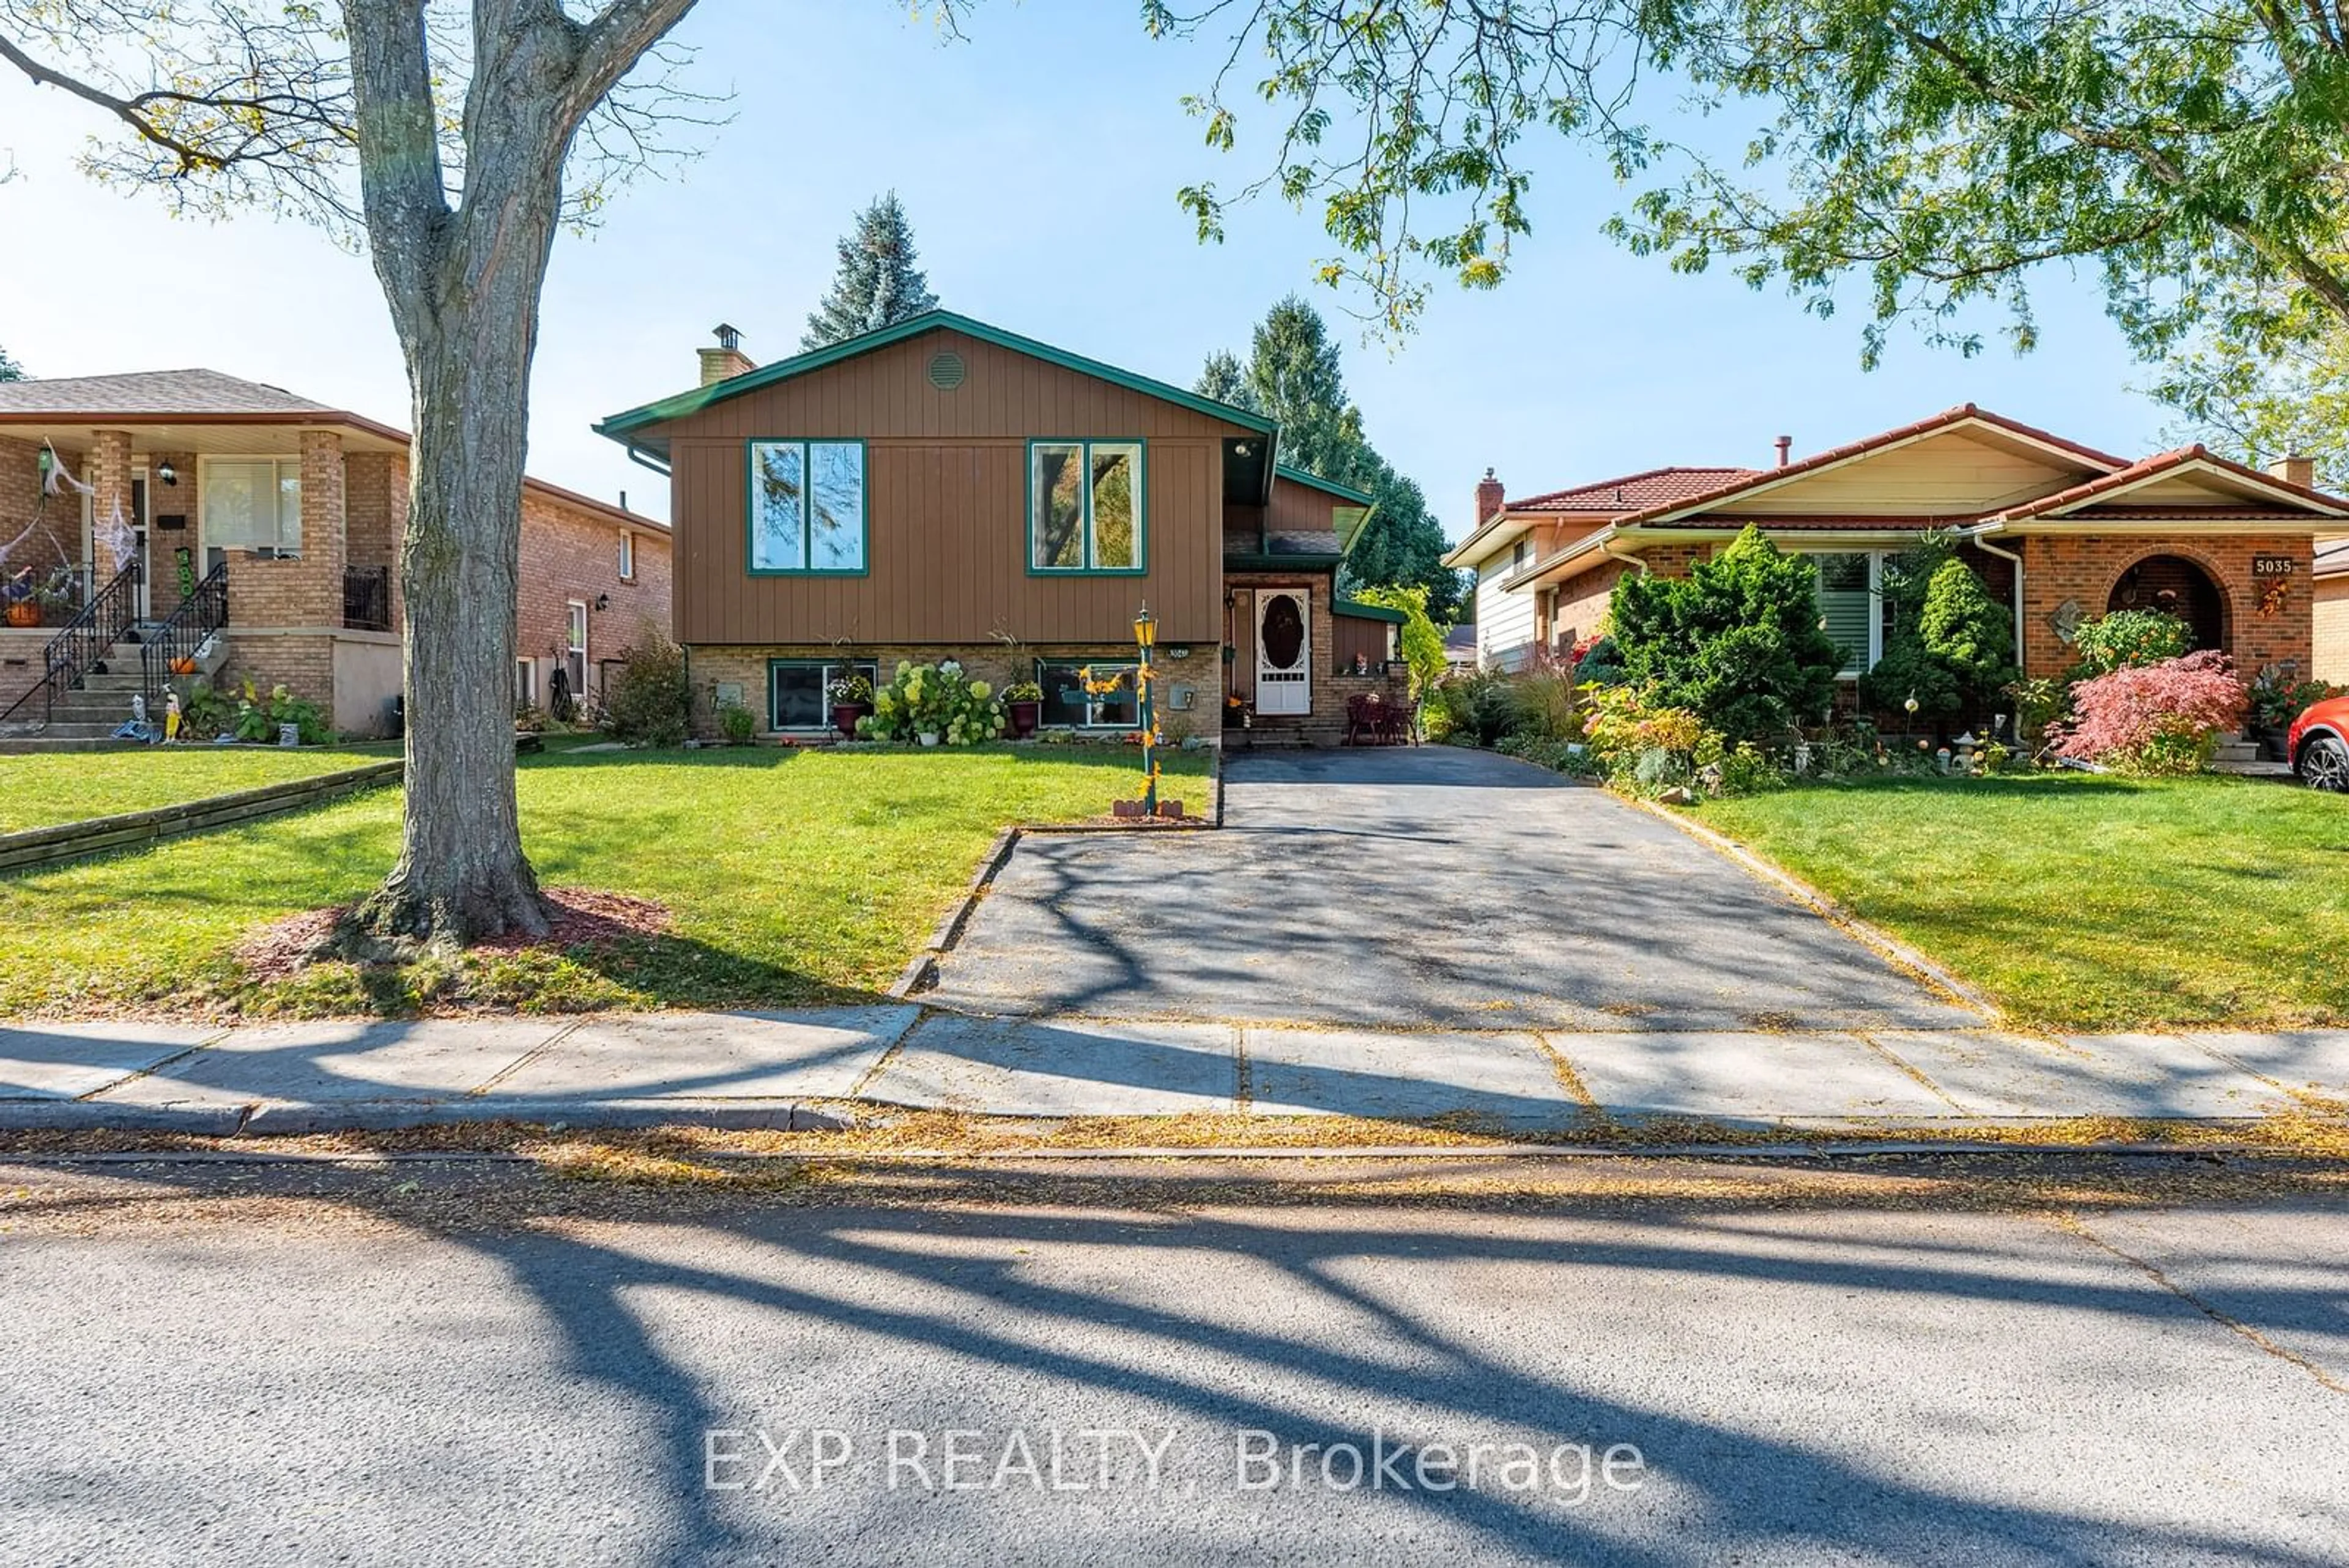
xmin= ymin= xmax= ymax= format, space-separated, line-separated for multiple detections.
xmin=2252 ymin=555 xmax=2299 ymax=576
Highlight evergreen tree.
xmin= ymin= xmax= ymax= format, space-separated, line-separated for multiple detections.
xmin=1198 ymin=295 xmax=1467 ymax=621
xmin=801 ymin=193 xmax=940 ymax=351
xmin=1195 ymin=349 xmax=1253 ymax=409
xmin=0 ymin=344 xmax=23 ymax=382
xmin=1611 ymin=528 xmax=1843 ymax=742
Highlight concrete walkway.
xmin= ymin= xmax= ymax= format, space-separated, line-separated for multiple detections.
xmin=6 ymin=1009 xmax=2347 ymax=1133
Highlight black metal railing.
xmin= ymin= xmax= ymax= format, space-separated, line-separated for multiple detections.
xmin=140 ymin=562 xmax=229 ymax=710
xmin=0 ymin=559 xmax=141 ymax=727
xmin=343 ymin=563 xmax=393 ymax=631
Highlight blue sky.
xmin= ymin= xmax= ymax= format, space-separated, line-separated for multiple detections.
xmin=0 ymin=2 xmax=2175 ymax=540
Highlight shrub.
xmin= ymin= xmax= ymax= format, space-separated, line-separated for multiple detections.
xmin=860 ymin=660 xmax=1005 ymax=744
xmin=1860 ymin=555 xmax=2016 ymax=724
xmin=717 ymin=702 xmax=757 ymax=745
xmin=1568 ymin=634 xmax=1627 ymax=686
xmin=2005 ymin=676 xmax=2069 ymax=760
xmin=1503 ymin=667 xmax=1581 ymax=740
xmin=1609 ymin=526 xmax=1842 ymax=743
xmin=225 ymin=680 xmax=330 ymax=745
xmin=1427 ymin=670 xmax=1519 ymax=746
xmin=2071 ymin=609 xmax=2194 ymax=675
xmin=2052 ymin=650 xmax=2249 ymax=774
xmin=2247 ymin=662 xmax=2337 ymax=732
xmin=1351 ymin=583 xmax=1447 ymax=696
xmin=601 ymin=637 xmax=692 ymax=748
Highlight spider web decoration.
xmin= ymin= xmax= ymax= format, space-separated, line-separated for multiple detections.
xmin=91 ymin=497 xmax=136 ymax=572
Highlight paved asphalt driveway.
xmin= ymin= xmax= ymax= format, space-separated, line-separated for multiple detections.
xmin=927 ymin=748 xmax=1981 ymax=1031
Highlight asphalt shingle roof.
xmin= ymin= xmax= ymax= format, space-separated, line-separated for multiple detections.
xmin=0 ymin=369 xmax=334 ymax=416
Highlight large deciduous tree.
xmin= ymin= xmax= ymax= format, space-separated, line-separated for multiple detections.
xmin=1 ymin=1 xmax=706 ymax=943
xmin=802 ymin=191 xmax=941 ymax=351
xmin=1158 ymin=0 xmax=2349 ymax=386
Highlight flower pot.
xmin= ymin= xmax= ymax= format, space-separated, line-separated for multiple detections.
xmin=831 ymin=702 xmax=869 ymax=739
xmin=918 ymin=730 xmax=941 ymax=747
xmin=2256 ymin=725 xmax=2290 ymax=763
xmin=1007 ymin=699 xmax=1040 ymax=738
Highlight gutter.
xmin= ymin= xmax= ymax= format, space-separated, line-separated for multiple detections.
xmin=1963 ymin=522 xmax=2027 ymax=672
xmin=1600 ymin=529 xmax=1648 ymax=577
xmin=624 ymin=441 xmax=672 ymax=478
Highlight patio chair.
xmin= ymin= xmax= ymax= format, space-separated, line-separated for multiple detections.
xmin=1378 ymin=695 xmax=1417 ymax=746
xmin=1345 ymin=693 xmax=1376 ymax=746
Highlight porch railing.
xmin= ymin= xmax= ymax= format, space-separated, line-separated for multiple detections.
xmin=0 ymin=558 xmax=142 ymax=727
xmin=141 ymin=562 xmax=229 ymax=710
xmin=343 ymin=564 xmax=392 ymax=632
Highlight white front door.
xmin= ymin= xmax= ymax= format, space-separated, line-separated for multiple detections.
xmin=1255 ymin=589 xmax=1311 ymax=716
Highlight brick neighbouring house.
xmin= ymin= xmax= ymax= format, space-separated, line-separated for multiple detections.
xmin=1448 ymin=405 xmax=2349 ymax=691
xmin=593 ymin=314 xmax=1406 ymax=745
xmin=0 ymin=370 xmax=670 ymax=744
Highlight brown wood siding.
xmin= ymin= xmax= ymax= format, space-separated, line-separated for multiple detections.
xmin=1331 ymin=611 xmax=1392 ymax=669
xmin=651 ymin=329 xmax=1244 ymax=645
xmin=1269 ymin=481 xmax=1340 ymax=535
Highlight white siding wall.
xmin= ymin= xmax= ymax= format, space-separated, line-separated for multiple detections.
xmin=1475 ymin=554 xmax=1537 ymax=671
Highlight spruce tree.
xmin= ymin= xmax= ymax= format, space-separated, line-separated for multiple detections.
xmin=802 ymin=193 xmax=940 ymax=351
xmin=0 ymin=344 xmax=23 ymax=382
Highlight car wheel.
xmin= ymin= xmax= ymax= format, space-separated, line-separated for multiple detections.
xmin=2300 ymin=735 xmax=2349 ymax=792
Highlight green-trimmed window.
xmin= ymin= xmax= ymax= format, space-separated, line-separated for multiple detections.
xmin=1030 ymin=440 xmax=1143 ymax=572
xmin=1036 ymin=660 xmax=1139 ymax=729
xmin=750 ymin=440 xmax=866 ymax=573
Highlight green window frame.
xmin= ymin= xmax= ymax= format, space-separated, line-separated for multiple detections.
xmin=746 ymin=439 xmax=869 ymax=576
xmin=1026 ymin=439 xmax=1146 ymax=574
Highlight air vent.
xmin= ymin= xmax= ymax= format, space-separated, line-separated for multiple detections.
xmin=927 ymin=351 xmax=967 ymax=390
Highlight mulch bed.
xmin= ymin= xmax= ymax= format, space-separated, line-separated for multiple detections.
xmin=239 ymin=886 xmax=672 ymax=980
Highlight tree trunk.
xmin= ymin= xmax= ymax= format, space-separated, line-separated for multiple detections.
xmin=359 ymin=314 xmax=549 ymax=943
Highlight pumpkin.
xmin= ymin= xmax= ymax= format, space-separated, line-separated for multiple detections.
xmin=171 ymin=656 xmax=197 ymax=675
xmin=4 ymin=601 xmax=39 ymax=628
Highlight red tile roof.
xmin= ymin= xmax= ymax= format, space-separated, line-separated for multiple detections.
xmin=1987 ymin=444 xmax=2349 ymax=521
xmin=1609 ymin=404 xmax=2129 ymax=528
xmin=1511 ymin=466 xmax=1759 ymax=514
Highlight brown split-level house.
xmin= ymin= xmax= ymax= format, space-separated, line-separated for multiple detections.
xmin=1449 ymin=405 xmax=2349 ymax=689
xmin=595 ymin=313 xmax=1406 ymax=742
xmin=0 ymin=370 xmax=671 ymax=746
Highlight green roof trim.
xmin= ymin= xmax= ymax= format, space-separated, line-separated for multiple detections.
xmin=1333 ymin=598 xmax=1408 ymax=624
xmin=1274 ymin=464 xmax=1377 ymax=507
xmin=596 ymin=310 xmax=1280 ymax=449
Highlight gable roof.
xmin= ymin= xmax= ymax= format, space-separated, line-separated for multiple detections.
xmin=1986 ymin=444 xmax=2349 ymax=522
xmin=1274 ymin=463 xmax=1376 ymax=507
xmin=1618 ymin=404 xmax=2128 ymax=529
xmin=595 ymin=310 xmax=1279 ymax=459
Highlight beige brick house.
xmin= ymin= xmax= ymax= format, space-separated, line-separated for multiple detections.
xmin=1449 ymin=405 xmax=2346 ymax=690
xmin=0 ymin=370 xmax=670 ymax=744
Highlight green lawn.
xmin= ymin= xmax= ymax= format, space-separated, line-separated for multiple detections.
xmin=1696 ymin=773 xmax=2349 ymax=1031
xmin=0 ymin=744 xmax=403 ymax=833
xmin=0 ymin=745 xmax=1208 ymax=1019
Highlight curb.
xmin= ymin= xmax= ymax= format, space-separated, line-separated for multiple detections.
xmin=1632 ymin=798 xmax=2003 ymax=1021
xmin=0 ymin=1098 xmax=859 ymax=1135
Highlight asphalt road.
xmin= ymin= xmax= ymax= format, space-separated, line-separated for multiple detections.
xmin=4 ymin=1167 xmax=2345 ymax=1566
xmin=926 ymin=747 xmax=1981 ymax=1031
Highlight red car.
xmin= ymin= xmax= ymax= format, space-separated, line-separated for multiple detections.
xmin=2290 ymin=694 xmax=2349 ymax=790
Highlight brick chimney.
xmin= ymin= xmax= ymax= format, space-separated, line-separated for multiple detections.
xmin=1474 ymin=467 xmax=1505 ymax=529
xmin=699 ymin=322 xmax=755 ymax=387
xmin=2271 ymin=452 xmax=2317 ymax=491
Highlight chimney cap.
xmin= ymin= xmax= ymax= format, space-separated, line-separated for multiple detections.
xmin=713 ymin=322 xmax=743 ymax=351
xmin=1483 ymin=466 xmax=1496 ymax=480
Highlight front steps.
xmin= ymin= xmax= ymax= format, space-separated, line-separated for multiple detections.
xmin=0 ymin=637 xmax=166 ymax=752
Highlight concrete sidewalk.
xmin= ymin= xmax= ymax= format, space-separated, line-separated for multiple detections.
xmin=4 ymin=1008 xmax=2347 ymax=1134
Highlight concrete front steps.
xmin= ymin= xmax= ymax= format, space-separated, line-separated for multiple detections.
xmin=0 ymin=637 xmax=161 ymax=753
xmin=2211 ymin=732 xmax=2295 ymax=779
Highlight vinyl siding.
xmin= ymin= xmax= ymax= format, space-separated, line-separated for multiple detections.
xmin=1475 ymin=553 xmax=1537 ymax=671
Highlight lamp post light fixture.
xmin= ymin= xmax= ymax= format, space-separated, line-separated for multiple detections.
xmin=1133 ymin=602 xmax=1159 ymax=814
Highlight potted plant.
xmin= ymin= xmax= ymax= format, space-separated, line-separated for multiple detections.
xmin=1003 ymin=679 xmax=1043 ymax=738
xmin=827 ymin=671 xmax=874 ymax=738
xmin=2246 ymin=664 xmax=2331 ymax=761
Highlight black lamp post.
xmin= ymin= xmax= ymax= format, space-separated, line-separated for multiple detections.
xmin=1134 ymin=602 xmax=1158 ymax=815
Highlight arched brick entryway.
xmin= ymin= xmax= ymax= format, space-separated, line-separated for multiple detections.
xmin=2107 ymin=552 xmax=2230 ymax=652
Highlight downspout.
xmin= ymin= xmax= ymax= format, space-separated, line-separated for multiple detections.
xmin=1600 ymin=529 xmax=1649 ymax=575
xmin=1967 ymin=522 xmax=2027 ymax=672
xmin=625 ymin=442 xmax=672 ymax=478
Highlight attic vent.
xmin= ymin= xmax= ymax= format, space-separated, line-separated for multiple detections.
xmin=927 ymin=351 xmax=967 ymax=390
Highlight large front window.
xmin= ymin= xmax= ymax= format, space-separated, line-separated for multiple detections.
xmin=204 ymin=458 xmax=302 ymax=555
xmin=770 ymin=659 xmax=880 ymax=731
xmin=1030 ymin=440 xmax=1143 ymax=573
xmin=749 ymin=440 xmax=866 ymax=573
xmin=1036 ymin=660 xmax=1138 ymax=729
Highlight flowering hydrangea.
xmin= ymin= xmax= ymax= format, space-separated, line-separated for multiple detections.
xmin=2052 ymin=650 xmax=2248 ymax=775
